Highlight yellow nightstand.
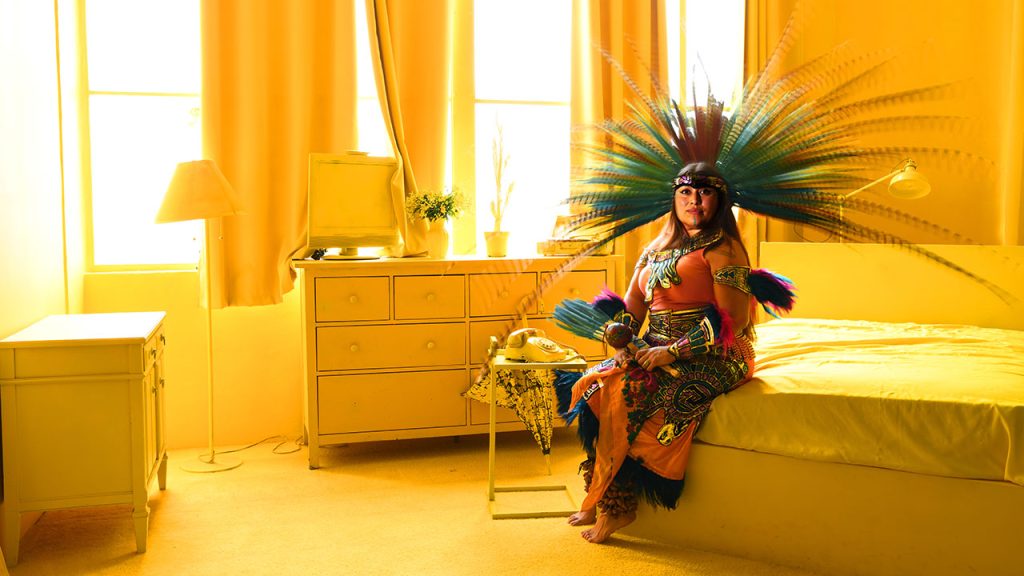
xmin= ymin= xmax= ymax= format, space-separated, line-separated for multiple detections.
xmin=0 ymin=312 xmax=167 ymax=567
xmin=486 ymin=337 xmax=588 ymax=519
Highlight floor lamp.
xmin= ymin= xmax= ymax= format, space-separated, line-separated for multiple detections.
xmin=840 ymin=159 xmax=932 ymax=240
xmin=156 ymin=159 xmax=243 ymax=473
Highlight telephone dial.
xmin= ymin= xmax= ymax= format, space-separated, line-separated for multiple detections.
xmin=504 ymin=328 xmax=579 ymax=363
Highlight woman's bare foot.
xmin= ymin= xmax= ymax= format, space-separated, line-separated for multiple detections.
xmin=567 ymin=508 xmax=596 ymax=526
xmin=580 ymin=511 xmax=636 ymax=543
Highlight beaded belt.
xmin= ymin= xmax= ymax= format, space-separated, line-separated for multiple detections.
xmin=644 ymin=305 xmax=712 ymax=343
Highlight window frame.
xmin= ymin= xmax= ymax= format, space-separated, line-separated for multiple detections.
xmin=75 ymin=0 xmax=201 ymax=272
xmin=450 ymin=0 xmax=573 ymax=257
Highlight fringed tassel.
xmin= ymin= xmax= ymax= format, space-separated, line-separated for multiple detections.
xmin=748 ymin=268 xmax=797 ymax=318
xmin=553 ymin=369 xmax=598 ymax=452
xmin=616 ymin=456 xmax=686 ymax=511
xmin=553 ymin=370 xmax=582 ymax=421
xmin=590 ymin=286 xmax=627 ymax=319
xmin=713 ymin=303 xmax=736 ymax=352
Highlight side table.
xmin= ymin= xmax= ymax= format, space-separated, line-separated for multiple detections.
xmin=486 ymin=337 xmax=588 ymax=519
xmin=0 ymin=312 xmax=167 ymax=566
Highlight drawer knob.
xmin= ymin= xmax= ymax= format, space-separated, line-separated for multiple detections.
xmin=425 ymin=341 xmax=436 ymax=350
xmin=426 ymin=293 xmax=437 ymax=302
xmin=160 ymin=334 xmax=167 ymax=344
xmin=349 ymin=343 xmax=360 ymax=353
xmin=150 ymin=349 xmax=157 ymax=359
xmin=348 ymin=295 xmax=359 ymax=304
xmin=160 ymin=378 xmax=166 ymax=388
xmin=570 ymin=288 xmax=580 ymax=296
xmin=500 ymin=290 xmax=509 ymax=298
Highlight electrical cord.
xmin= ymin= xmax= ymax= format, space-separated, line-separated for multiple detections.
xmin=212 ymin=434 xmax=303 ymax=456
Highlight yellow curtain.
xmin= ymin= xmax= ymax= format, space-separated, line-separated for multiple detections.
xmin=201 ymin=0 xmax=358 ymax=306
xmin=1000 ymin=0 xmax=1023 ymax=245
xmin=737 ymin=0 xmax=795 ymax=265
xmin=571 ymin=0 xmax=667 ymax=273
xmin=367 ymin=0 xmax=451 ymax=257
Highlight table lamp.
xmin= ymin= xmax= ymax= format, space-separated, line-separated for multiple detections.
xmin=156 ymin=159 xmax=243 ymax=472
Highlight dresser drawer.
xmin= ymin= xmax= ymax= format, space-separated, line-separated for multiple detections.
xmin=315 ymin=277 xmax=390 ymax=322
xmin=394 ymin=275 xmax=465 ymax=319
xmin=469 ymin=273 xmax=538 ymax=317
xmin=317 ymin=323 xmax=466 ymax=371
xmin=318 ymin=369 xmax=468 ymax=433
xmin=469 ymin=320 xmax=515 ymax=365
xmin=539 ymin=270 xmax=608 ymax=314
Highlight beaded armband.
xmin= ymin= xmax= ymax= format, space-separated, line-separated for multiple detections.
xmin=666 ymin=315 xmax=716 ymax=359
xmin=713 ymin=265 xmax=752 ymax=294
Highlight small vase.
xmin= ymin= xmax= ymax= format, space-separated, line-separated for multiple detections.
xmin=426 ymin=220 xmax=450 ymax=259
xmin=484 ymin=230 xmax=509 ymax=257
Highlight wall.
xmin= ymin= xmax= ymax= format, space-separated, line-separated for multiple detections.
xmin=765 ymin=0 xmax=1023 ymax=246
xmin=6 ymin=0 xmax=1021 ymax=452
xmin=0 ymin=0 xmax=68 ymax=336
xmin=83 ymin=271 xmax=304 ymax=450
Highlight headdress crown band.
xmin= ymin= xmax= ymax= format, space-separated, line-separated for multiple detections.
xmin=672 ymin=174 xmax=728 ymax=194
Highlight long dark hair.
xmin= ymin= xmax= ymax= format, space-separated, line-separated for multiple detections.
xmin=653 ymin=161 xmax=746 ymax=258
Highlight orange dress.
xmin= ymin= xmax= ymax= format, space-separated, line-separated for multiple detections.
xmin=569 ymin=244 xmax=754 ymax=512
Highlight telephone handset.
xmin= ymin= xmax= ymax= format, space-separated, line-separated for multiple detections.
xmin=504 ymin=328 xmax=579 ymax=363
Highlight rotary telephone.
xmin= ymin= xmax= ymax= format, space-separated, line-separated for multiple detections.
xmin=504 ymin=328 xmax=579 ymax=363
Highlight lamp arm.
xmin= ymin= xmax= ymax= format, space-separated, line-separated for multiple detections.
xmin=844 ymin=167 xmax=902 ymax=199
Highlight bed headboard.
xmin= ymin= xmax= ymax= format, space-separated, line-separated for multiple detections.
xmin=759 ymin=243 xmax=1024 ymax=330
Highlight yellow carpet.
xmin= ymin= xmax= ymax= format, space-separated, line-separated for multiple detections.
xmin=9 ymin=429 xmax=822 ymax=576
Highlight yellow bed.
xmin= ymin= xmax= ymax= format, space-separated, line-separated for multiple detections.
xmin=700 ymin=318 xmax=1024 ymax=486
xmin=627 ymin=243 xmax=1024 ymax=576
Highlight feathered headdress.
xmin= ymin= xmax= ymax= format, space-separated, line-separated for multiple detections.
xmin=563 ymin=40 xmax=1008 ymax=299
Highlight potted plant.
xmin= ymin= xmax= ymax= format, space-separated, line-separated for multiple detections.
xmin=408 ymin=188 xmax=462 ymax=258
xmin=486 ymin=123 xmax=514 ymax=257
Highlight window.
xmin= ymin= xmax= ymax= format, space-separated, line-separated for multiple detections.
xmin=82 ymin=0 xmax=202 ymax=268
xmin=453 ymin=0 xmax=572 ymax=256
xmin=78 ymin=1 xmax=741 ymax=265
xmin=667 ymin=0 xmax=746 ymax=109
xmin=354 ymin=0 xmax=391 ymax=157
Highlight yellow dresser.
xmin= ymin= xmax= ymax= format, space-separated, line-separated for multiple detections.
xmin=0 ymin=312 xmax=167 ymax=566
xmin=294 ymin=255 xmax=623 ymax=468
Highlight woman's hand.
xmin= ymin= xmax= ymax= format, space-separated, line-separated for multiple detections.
xmin=633 ymin=346 xmax=675 ymax=371
xmin=612 ymin=347 xmax=633 ymax=368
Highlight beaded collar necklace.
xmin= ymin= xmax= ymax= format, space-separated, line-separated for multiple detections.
xmin=642 ymin=229 xmax=723 ymax=302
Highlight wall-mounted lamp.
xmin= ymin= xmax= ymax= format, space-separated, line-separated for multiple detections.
xmin=846 ymin=159 xmax=931 ymax=200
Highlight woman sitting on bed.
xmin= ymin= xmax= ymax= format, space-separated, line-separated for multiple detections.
xmin=557 ymin=161 xmax=787 ymax=543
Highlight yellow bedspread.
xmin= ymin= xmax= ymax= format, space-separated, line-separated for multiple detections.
xmin=696 ymin=318 xmax=1024 ymax=485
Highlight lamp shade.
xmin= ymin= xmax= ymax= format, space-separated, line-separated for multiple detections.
xmin=155 ymin=160 xmax=241 ymax=223
xmin=887 ymin=163 xmax=931 ymax=200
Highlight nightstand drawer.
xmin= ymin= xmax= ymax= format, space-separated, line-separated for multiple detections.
xmin=317 ymin=323 xmax=466 ymax=371
xmin=318 ymin=369 xmax=468 ymax=433
xmin=315 ymin=277 xmax=390 ymax=322
xmin=394 ymin=275 xmax=465 ymax=319
xmin=144 ymin=325 xmax=165 ymax=368
xmin=469 ymin=320 xmax=514 ymax=365
xmin=469 ymin=273 xmax=538 ymax=316
xmin=539 ymin=270 xmax=608 ymax=314
xmin=9 ymin=344 xmax=138 ymax=378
